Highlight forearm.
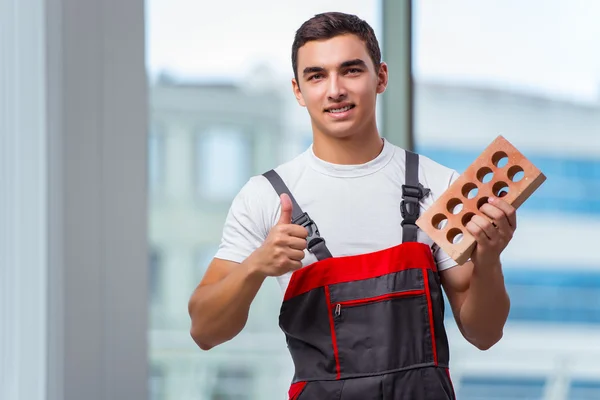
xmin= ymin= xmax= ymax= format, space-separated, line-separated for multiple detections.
xmin=189 ymin=259 xmax=266 ymax=350
xmin=459 ymin=261 xmax=510 ymax=350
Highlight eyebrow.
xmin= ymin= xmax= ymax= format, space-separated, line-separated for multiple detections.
xmin=302 ymin=58 xmax=368 ymax=76
xmin=340 ymin=59 xmax=368 ymax=69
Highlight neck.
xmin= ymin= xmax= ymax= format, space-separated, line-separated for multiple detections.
xmin=312 ymin=124 xmax=384 ymax=165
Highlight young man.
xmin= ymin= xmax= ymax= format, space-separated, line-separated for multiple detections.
xmin=189 ymin=12 xmax=513 ymax=399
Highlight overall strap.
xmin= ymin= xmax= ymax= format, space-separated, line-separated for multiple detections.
xmin=401 ymin=150 xmax=431 ymax=243
xmin=262 ymin=170 xmax=332 ymax=261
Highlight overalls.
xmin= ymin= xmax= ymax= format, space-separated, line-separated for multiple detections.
xmin=263 ymin=151 xmax=456 ymax=400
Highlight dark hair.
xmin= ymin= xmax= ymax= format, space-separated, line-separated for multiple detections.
xmin=291 ymin=12 xmax=382 ymax=83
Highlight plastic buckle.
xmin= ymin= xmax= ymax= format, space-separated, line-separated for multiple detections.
xmin=402 ymin=184 xmax=426 ymax=199
xmin=292 ymin=212 xmax=325 ymax=251
xmin=400 ymin=198 xmax=420 ymax=226
xmin=401 ymin=184 xmax=428 ymax=226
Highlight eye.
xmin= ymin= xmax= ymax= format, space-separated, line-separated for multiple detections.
xmin=346 ymin=68 xmax=362 ymax=74
xmin=308 ymin=73 xmax=324 ymax=81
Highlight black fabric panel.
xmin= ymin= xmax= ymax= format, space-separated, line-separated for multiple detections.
xmin=328 ymin=269 xmax=424 ymax=304
xmin=296 ymin=380 xmax=344 ymax=400
xmin=279 ymin=288 xmax=337 ymax=381
xmin=426 ymin=270 xmax=451 ymax=367
xmin=382 ymin=367 xmax=455 ymax=400
xmin=338 ymin=375 xmax=384 ymax=400
xmin=333 ymin=295 xmax=432 ymax=376
xmin=296 ymin=368 xmax=454 ymax=400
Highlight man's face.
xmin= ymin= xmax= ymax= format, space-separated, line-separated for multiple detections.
xmin=292 ymin=34 xmax=387 ymax=139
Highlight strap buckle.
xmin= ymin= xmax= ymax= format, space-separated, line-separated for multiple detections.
xmin=400 ymin=184 xmax=430 ymax=226
xmin=292 ymin=212 xmax=326 ymax=252
xmin=402 ymin=183 xmax=430 ymax=199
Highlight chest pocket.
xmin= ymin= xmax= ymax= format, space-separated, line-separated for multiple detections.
xmin=327 ymin=266 xmax=437 ymax=376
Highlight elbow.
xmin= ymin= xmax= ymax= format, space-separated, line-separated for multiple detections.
xmin=189 ymin=308 xmax=215 ymax=351
xmin=190 ymin=326 xmax=217 ymax=351
xmin=189 ymin=314 xmax=234 ymax=351
xmin=197 ymin=340 xmax=215 ymax=351
xmin=188 ymin=296 xmax=212 ymax=350
xmin=472 ymin=331 xmax=503 ymax=351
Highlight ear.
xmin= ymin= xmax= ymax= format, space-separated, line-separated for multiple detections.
xmin=376 ymin=62 xmax=389 ymax=94
xmin=292 ymin=78 xmax=306 ymax=107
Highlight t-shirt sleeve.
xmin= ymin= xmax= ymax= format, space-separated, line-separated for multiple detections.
xmin=213 ymin=177 xmax=271 ymax=264
xmin=433 ymin=169 xmax=462 ymax=271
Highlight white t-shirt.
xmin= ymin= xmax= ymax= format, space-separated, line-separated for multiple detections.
xmin=214 ymin=138 xmax=460 ymax=294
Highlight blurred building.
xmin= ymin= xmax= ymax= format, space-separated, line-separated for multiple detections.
xmin=148 ymin=76 xmax=600 ymax=399
xmin=414 ymin=81 xmax=600 ymax=400
xmin=148 ymin=76 xmax=294 ymax=400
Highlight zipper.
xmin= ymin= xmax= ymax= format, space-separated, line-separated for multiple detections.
xmin=333 ymin=289 xmax=425 ymax=317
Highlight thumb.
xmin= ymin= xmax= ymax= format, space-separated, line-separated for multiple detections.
xmin=277 ymin=193 xmax=293 ymax=225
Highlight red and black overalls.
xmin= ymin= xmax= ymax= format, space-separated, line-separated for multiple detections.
xmin=263 ymin=151 xmax=456 ymax=400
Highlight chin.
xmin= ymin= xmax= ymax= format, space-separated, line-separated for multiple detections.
xmin=322 ymin=120 xmax=365 ymax=139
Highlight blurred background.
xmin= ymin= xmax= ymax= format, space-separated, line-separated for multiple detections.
xmin=2 ymin=0 xmax=600 ymax=399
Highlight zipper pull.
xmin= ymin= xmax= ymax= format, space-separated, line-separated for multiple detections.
xmin=335 ymin=303 xmax=341 ymax=317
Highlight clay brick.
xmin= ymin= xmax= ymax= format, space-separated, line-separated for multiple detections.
xmin=416 ymin=135 xmax=546 ymax=265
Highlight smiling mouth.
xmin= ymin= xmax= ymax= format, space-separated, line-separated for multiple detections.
xmin=325 ymin=104 xmax=355 ymax=113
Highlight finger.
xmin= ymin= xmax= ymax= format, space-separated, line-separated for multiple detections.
xmin=287 ymin=249 xmax=306 ymax=262
xmin=479 ymin=204 xmax=510 ymax=231
xmin=277 ymin=193 xmax=293 ymax=225
xmin=488 ymin=197 xmax=517 ymax=229
xmin=469 ymin=214 xmax=497 ymax=240
xmin=466 ymin=220 xmax=489 ymax=243
xmin=284 ymin=224 xmax=309 ymax=239
xmin=287 ymin=237 xmax=308 ymax=251
xmin=286 ymin=260 xmax=303 ymax=271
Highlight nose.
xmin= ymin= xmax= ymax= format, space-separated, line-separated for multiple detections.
xmin=326 ymin=74 xmax=347 ymax=101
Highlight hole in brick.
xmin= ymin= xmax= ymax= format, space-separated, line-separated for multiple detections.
xmin=492 ymin=151 xmax=509 ymax=168
xmin=477 ymin=167 xmax=494 ymax=183
xmin=493 ymin=181 xmax=510 ymax=197
xmin=447 ymin=198 xmax=464 ymax=215
xmin=461 ymin=182 xmax=479 ymax=199
xmin=462 ymin=212 xmax=475 ymax=227
xmin=508 ymin=165 xmax=525 ymax=182
xmin=477 ymin=197 xmax=490 ymax=209
xmin=447 ymin=228 xmax=464 ymax=244
xmin=432 ymin=213 xmax=448 ymax=230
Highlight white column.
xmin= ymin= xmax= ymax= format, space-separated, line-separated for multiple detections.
xmin=0 ymin=1 xmax=47 ymax=400
xmin=45 ymin=0 xmax=149 ymax=399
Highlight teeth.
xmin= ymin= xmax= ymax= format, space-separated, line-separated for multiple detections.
xmin=329 ymin=105 xmax=352 ymax=113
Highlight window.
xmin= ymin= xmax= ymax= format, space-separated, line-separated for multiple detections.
xmin=209 ymin=366 xmax=254 ymax=400
xmin=503 ymin=269 xmax=600 ymax=324
xmin=413 ymin=1 xmax=600 ymax=398
xmin=146 ymin=1 xmax=383 ymax=399
xmin=149 ymin=363 xmax=166 ymax=400
xmin=412 ymin=1 xmax=600 ymax=318
xmin=458 ymin=376 xmax=546 ymax=400
xmin=149 ymin=247 xmax=163 ymax=305
xmin=148 ymin=124 xmax=165 ymax=195
xmin=196 ymin=127 xmax=251 ymax=202
xmin=569 ymin=380 xmax=600 ymax=400
xmin=195 ymin=245 xmax=218 ymax=282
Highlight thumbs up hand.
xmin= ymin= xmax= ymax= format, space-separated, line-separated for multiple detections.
xmin=247 ymin=194 xmax=309 ymax=277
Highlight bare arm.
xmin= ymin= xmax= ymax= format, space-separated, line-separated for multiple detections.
xmin=188 ymin=257 xmax=266 ymax=350
xmin=440 ymin=196 xmax=515 ymax=350
xmin=441 ymin=260 xmax=510 ymax=350
xmin=188 ymin=193 xmax=307 ymax=350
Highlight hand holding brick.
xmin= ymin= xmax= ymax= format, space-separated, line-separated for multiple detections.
xmin=416 ymin=135 xmax=546 ymax=265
